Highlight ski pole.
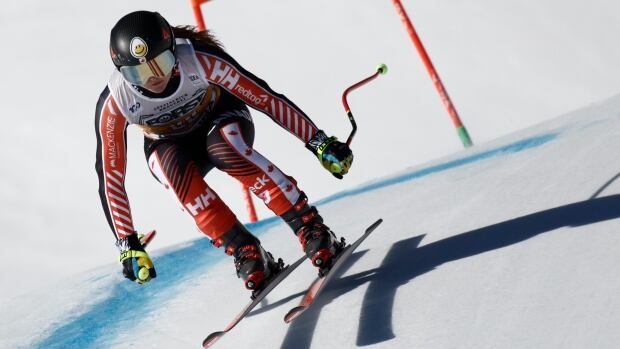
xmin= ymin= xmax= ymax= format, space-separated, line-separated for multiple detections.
xmin=341 ymin=64 xmax=388 ymax=146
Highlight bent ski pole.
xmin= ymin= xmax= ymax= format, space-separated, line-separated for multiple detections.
xmin=341 ymin=64 xmax=388 ymax=146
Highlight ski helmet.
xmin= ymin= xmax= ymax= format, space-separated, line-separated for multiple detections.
xmin=110 ymin=11 xmax=176 ymax=86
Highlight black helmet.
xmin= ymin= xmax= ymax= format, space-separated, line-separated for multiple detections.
xmin=109 ymin=11 xmax=175 ymax=68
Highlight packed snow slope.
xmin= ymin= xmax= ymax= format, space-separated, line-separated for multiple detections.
xmin=2 ymin=94 xmax=620 ymax=348
xmin=2 ymin=0 xmax=620 ymax=299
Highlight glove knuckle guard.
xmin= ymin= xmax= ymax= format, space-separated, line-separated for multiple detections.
xmin=306 ymin=130 xmax=353 ymax=177
xmin=117 ymin=233 xmax=156 ymax=284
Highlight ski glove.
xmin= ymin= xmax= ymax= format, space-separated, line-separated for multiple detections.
xmin=117 ymin=233 xmax=157 ymax=284
xmin=306 ymin=130 xmax=353 ymax=179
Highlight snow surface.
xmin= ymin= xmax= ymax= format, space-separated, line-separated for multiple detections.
xmin=2 ymin=94 xmax=620 ymax=348
xmin=2 ymin=0 xmax=620 ymax=300
xmin=1 ymin=0 xmax=620 ymax=347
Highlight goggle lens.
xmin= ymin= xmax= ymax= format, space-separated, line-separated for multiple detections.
xmin=119 ymin=50 xmax=176 ymax=86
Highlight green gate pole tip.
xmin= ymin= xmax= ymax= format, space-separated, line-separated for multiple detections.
xmin=457 ymin=126 xmax=473 ymax=148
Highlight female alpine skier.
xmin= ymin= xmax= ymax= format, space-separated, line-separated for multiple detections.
xmin=95 ymin=11 xmax=353 ymax=292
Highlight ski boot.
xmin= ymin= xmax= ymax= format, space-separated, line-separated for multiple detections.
xmin=297 ymin=221 xmax=345 ymax=277
xmin=213 ymin=222 xmax=284 ymax=298
xmin=283 ymin=194 xmax=345 ymax=277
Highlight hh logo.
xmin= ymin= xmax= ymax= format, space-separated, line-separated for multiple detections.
xmin=209 ymin=60 xmax=240 ymax=89
xmin=185 ymin=188 xmax=217 ymax=216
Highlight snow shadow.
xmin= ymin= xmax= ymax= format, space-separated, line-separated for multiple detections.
xmin=281 ymin=194 xmax=620 ymax=348
xmin=279 ymin=251 xmax=370 ymax=349
xmin=355 ymin=193 xmax=620 ymax=346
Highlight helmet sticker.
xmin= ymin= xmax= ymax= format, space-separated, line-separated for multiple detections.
xmin=161 ymin=26 xmax=171 ymax=40
xmin=130 ymin=37 xmax=149 ymax=62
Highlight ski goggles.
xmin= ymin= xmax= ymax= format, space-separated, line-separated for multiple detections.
xmin=119 ymin=50 xmax=176 ymax=86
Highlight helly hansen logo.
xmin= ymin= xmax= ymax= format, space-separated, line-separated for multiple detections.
xmin=199 ymin=54 xmax=269 ymax=109
xmin=185 ymin=188 xmax=217 ymax=216
xmin=209 ymin=60 xmax=240 ymax=89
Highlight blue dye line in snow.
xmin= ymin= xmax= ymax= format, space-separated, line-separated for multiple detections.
xmin=33 ymin=238 xmax=222 ymax=349
xmin=33 ymin=132 xmax=557 ymax=348
xmin=314 ymin=132 xmax=558 ymax=207
xmin=33 ymin=218 xmax=285 ymax=349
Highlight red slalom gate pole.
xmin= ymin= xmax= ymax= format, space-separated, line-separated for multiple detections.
xmin=240 ymin=182 xmax=258 ymax=222
xmin=190 ymin=0 xmax=209 ymax=30
xmin=189 ymin=0 xmax=258 ymax=222
xmin=391 ymin=0 xmax=473 ymax=148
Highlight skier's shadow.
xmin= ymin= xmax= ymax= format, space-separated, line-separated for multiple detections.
xmin=280 ymin=194 xmax=620 ymax=349
xmin=280 ymin=251 xmax=371 ymax=349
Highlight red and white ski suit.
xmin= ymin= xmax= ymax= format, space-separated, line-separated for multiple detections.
xmin=95 ymin=38 xmax=320 ymax=241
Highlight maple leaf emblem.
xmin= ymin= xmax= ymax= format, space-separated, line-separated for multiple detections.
xmin=267 ymin=165 xmax=274 ymax=172
xmin=245 ymin=149 xmax=253 ymax=156
xmin=285 ymin=184 xmax=293 ymax=192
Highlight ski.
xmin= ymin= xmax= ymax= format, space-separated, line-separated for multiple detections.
xmin=284 ymin=218 xmax=383 ymax=323
xmin=202 ymin=254 xmax=306 ymax=348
